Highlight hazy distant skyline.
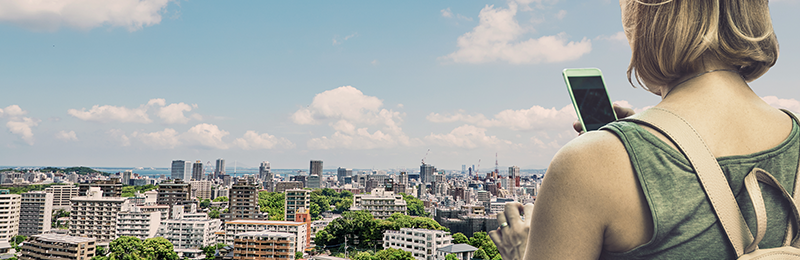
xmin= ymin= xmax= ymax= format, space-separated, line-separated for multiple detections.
xmin=2 ymin=0 xmax=799 ymax=170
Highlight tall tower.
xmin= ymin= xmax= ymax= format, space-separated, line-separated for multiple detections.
xmin=215 ymin=159 xmax=226 ymax=179
xmin=170 ymin=160 xmax=186 ymax=180
xmin=420 ymin=163 xmax=434 ymax=184
xmin=308 ymin=160 xmax=323 ymax=189
xmin=508 ymin=166 xmax=520 ymax=194
xmin=260 ymin=161 xmax=273 ymax=192
xmin=192 ymin=160 xmax=203 ymax=181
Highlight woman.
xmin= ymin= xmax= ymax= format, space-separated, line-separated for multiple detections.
xmin=489 ymin=0 xmax=789 ymax=259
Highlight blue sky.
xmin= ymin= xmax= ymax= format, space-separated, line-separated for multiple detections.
xmin=1 ymin=0 xmax=799 ymax=171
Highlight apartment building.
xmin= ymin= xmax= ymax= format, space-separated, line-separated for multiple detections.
xmin=350 ymin=188 xmax=407 ymax=219
xmin=0 ymin=190 xmax=21 ymax=241
xmin=275 ymin=181 xmax=304 ymax=193
xmin=157 ymin=208 xmax=221 ymax=249
xmin=140 ymin=205 xmax=170 ymax=220
xmin=228 ymin=179 xmax=260 ymax=220
xmin=78 ymin=179 xmax=122 ymax=197
xmin=223 ymin=220 xmax=308 ymax=253
xmin=189 ymin=180 xmax=213 ymax=200
xmin=116 ymin=205 xmax=161 ymax=240
xmin=44 ymin=185 xmax=78 ymax=210
xmin=284 ymin=189 xmax=310 ymax=222
xmin=20 ymin=233 xmax=96 ymax=260
xmin=157 ymin=179 xmax=191 ymax=218
xmin=19 ymin=191 xmax=53 ymax=236
xmin=383 ymin=228 xmax=452 ymax=260
xmin=69 ymin=187 xmax=128 ymax=243
xmin=233 ymin=232 xmax=295 ymax=260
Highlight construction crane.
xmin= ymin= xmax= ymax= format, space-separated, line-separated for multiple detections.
xmin=421 ymin=148 xmax=430 ymax=165
xmin=495 ymin=152 xmax=499 ymax=175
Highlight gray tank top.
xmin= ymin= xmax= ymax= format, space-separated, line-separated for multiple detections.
xmin=598 ymin=114 xmax=799 ymax=259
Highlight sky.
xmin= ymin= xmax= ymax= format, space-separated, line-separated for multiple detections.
xmin=1 ymin=0 xmax=799 ymax=171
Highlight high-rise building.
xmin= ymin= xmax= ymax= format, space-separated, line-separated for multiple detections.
xmin=20 ymin=233 xmax=97 ymax=260
xmin=284 ymin=189 xmax=310 ymax=222
xmin=310 ymin=160 xmax=323 ymax=177
xmin=116 ymin=205 xmax=161 ymax=240
xmin=44 ymin=185 xmax=78 ymax=210
xmin=157 ymin=210 xmax=221 ymax=249
xmin=189 ymin=180 xmax=213 ymax=200
xmin=336 ymin=167 xmax=352 ymax=185
xmin=227 ymin=179 xmax=260 ymax=221
xmin=0 ymin=191 xmax=20 ymax=241
xmin=260 ymin=161 xmax=274 ymax=192
xmin=508 ymin=166 xmax=520 ymax=194
xmin=78 ymin=179 xmax=122 ymax=197
xmin=171 ymin=160 xmax=186 ymax=180
xmin=69 ymin=187 xmax=127 ymax=243
xmin=192 ymin=160 xmax=203 ymax=181
xmin=19 ymin=191 xmax=53 ymax=236
xmin=122 ymin=170 xmax=132 ymax=185
xmin=307 ymin=175 xmax=320 ymax=189
xmin=420 ymin=163 xmax=435 ymax=184
xmin=215 ymin=158 xmax=226 ymax=180
xmin=157 ymin=180 xmax=191 ymax=218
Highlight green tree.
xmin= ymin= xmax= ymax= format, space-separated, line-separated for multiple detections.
xmin=374 ymin=248 xmax=415 ymax=260
xmin=351 ymin=252 xmax=375 ymax=260
xmin=141 ymin=237 xmax=178 ymax=260
xmin=213 ymin=196 xmax=228 ymax=202
xmin=208 ymin=209 xmax=220 ymax=219
xmin=446 ymin=254 xmax=459 ymax=260
xmin=200 ymin=199 xmax=211 ymax=208
xmin=334 ymin=198 xmax=352 ymax=213
xmin=452 ymin=233 xmax=469 ymax=244
xmin=474 ymin=248 xmax=488 ymax=260
xmin=315 ymin=210 xmax=380 ymax=250
xmin=9 ymin=235 xmax=26 ymax=252
xmin=491 ymin=254 xmax=502 ymax=260
xmin=401 ymin=194 xmax=429 ymax=217
xmin=295 ymin=251 xmax=304 ymax=259
xmin=121 ymin=186 xmax=136 ymax=197
xmin=258 ymin=191 xmax=285 ymax=220
xmin=469 ymin=232 xmax=498 ymax=260
xmin=96 ymin=245 xmax=108 ymax=257
xmin=310 ymin=190 xmax=330 ymax=219
xmin=200 ymin=243 xmax=227 ymax=260
xmin=108 ymin=236 xmax=144 ymax=259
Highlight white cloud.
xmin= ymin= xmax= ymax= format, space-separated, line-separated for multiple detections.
xmin=0 ymin=0 xmax=173 ymax=32
xmin=68 ymin=104 xmax=152 ymax=123
xmin=442 ymin=2 xmax=591 ymax=64
xmin=428 ymin=104 xmax=577 ymax=131
xmin=157 ymin=102 xmax=195 ymax=124
xmin=55 ymin=130 xmax=78 ymax=141
xmin=371 ymin=59 xmax=379 ymax=66
xmin=762 ymin=96 xmax=800 ymax=113
xmin=293 ymin=86 xmax=419 ymax=150
xmin=1 ymin=105 xmax=39 ymax=145
xmin=556 ymin=10 xmax=567 ymax=19
xmin=425 ymin=124 xmax=515 ymax=149
xmin=68 ymin=98 xmax=199 ymax=124
xmin=333 ymin=33 xmax=358 ymax=45
xmin=6 ymin=117 xmax=39 ymax=145
xmin=107 ymin=129 xmax=131 ymax=147
xmin=132 ymin=128 xmax=179 ymax=149
xmin=181 ymin=123 xmax=229 ymax=149
xmin=233 ymin=131 xmax=295 ymax=150
xmin=441 ymin=8 xmax=454 ymax=18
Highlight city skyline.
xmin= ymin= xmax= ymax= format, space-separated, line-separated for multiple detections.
xmin=1 ymin=0 xmax=799 ymax=170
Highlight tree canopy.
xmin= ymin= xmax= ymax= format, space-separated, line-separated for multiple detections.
xmin=468 ymin=232 xmax=499 ymax=260
xmin=213 ymin=196 xmax=228 ymax=202
xmin=315 ymin=211 xmax=448 ymax=251
xmin=400 ymin=193 xmax=429 ymax=217
xmin=92 ymin=236 xmax=177 ymax=260
xmin=258 ymin=191 xmax=285 ymax=220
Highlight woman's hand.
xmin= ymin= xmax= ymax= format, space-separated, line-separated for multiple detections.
xmin=573 ymin=104 xmax=636 ymax=135
xmin=488 ymin=202 xmax=535 ymax=260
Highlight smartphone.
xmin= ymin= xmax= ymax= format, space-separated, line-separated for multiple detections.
xmin=563 ymin=68 xmax=617 ymax=132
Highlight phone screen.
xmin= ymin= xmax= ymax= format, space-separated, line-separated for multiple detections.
xmin=568 ymin=76 xmax=616 ymax=131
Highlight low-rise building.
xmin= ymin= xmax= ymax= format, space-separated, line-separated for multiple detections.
xmin=284 ymin=189 xmax=310 ymax=222
xmin=383 ymin=228 xmax=452 ymax=260
xmin=233 ymin=232 xmax=295 ymax=260
xmin=436 ymin=244 xmax=478 ymax=260
xmin=223 ymin=220 xmax=308 ymax=253
xmin=157 ymin=207 xmax=221 ymax=249
xmin=20 ymin=233 xmax=96 ymax=260
xmin=350 ymin=188 xmax=406 ymax=219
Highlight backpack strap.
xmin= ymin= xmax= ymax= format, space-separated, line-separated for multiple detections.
xmin=620 ymin=107 xmax=753 ymax=256
xmin=780 ymin=109 xmax=800 ymax=246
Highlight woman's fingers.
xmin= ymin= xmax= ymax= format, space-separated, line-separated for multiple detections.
xmin=572 ymin=103 xmax=637 ymax=135
xmin=504 ymin=202 xmax=525 ymax=227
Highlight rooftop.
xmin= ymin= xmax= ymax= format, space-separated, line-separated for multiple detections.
xmin=33 ymin=233 xmax=96 ymax=244
xmin=235 ymin=231 xmax=295 ymax=239
xmin=225 ymin=220 xmax=305 ymax=226
xmin=438 ymin=244 xmax=478 ymax=253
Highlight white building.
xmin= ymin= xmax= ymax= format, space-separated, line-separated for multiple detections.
xmin=383 ymin=228 xmax=452 ymax=260
xmin=189 ymin=180 xmax=213 ymax=200
xmin=69 ymin=187 xmax=128 ymax=243
xmin=157 ymin=206 xmax=221 ymax=249
xmin=116 ymin=205 xmax=161 ymax=240
xmin=19 ymin=191 xmax=53 ymax=236
xmin=223 ymin=220 xmax=308 ymax=253
xmin=0 ymin=191 xmax=20 ymax=241
xmin=350 ymin=188 xmax=407 ymax=219
xmin=44 ymin=185 xmax=78 ymax=210
xmin=284 ymin=189 xmax=310 ymax=222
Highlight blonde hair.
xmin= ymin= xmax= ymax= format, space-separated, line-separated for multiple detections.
xmin=624 ymin=0 xmax=779 ymax=93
